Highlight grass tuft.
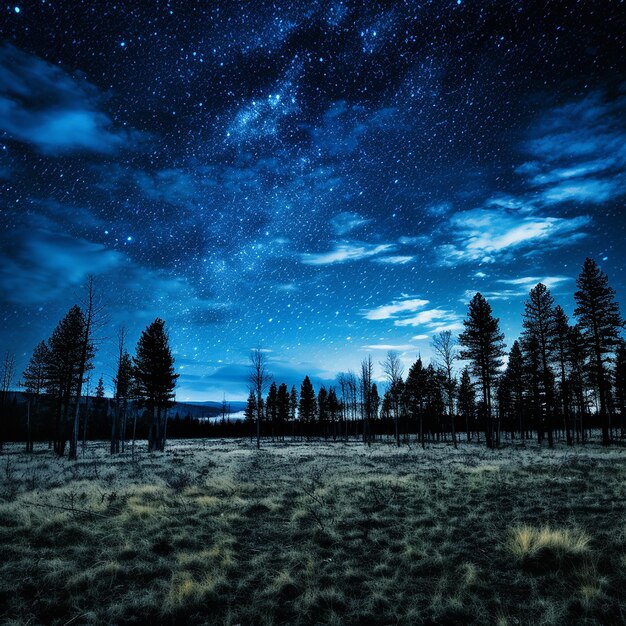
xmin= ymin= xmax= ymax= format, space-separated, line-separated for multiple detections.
xmin=507 ymin=525 xmax=590 ymax=565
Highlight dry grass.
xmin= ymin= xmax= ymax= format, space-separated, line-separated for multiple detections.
xmin=0 ymin=438 xmax=625 ymax=624
xmin=508 ymin=525 xmax=591 ymax=562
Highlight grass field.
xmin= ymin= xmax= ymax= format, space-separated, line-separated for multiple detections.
xmin=1 ymin=438 xmax=626 ymax=625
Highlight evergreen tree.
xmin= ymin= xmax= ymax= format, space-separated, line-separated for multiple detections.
xmin=244 ymin=391 xmax=256 ymax=440
xmin=327 ymin=387 xmax=340 ymax=439
xmin=553 ymin=305 xmax=572 ymax=444
xmin=504 ymin=340 xmax=525 ymax=441
xmin=133 ymin=318 xmax=178 ymax=452
xmin=317 ymin=386 xmax=328 ymax=420
xmin=567 ymin=324 xmax=589 ymax=443
xmin=276 ymin=383 xmax=289 ymax=439
xmin=574 ymin=258 xmax=624 ymax=445
xmin=457 ymin=367 xmax=476 ymax=442
xmin=22 ymin=340 xmax=49 ymax=452
xmin=299 ymin=376 xmax=317 ymax=429
xmin=615 ymin=340 xmax=626 ymax=436
xmin=46 ymin=305 xmax=92 ymax=456
xmin=94 ymin=376 xmax=106 ymax=431
xmin=404 ymin=357 xmax=428 ymax=447
xmin=521 ymin=283 xmax=557 ymax=447
xmin=266 ymin=382 xmax=278 ymax=439
xmin=113 ymin=348 xmax=133 ymax=454
xmin=459 ymin=293 xmax=505 ymax=448
xmin=289 ymin=385 xmax=298 ymax=422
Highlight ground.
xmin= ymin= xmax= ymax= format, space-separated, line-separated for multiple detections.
xmin=0 ymin=438 xmax=625 ymax=625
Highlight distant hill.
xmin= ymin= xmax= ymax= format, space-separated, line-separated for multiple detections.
xmin=6 ymin=391 xmax=246 ymax=421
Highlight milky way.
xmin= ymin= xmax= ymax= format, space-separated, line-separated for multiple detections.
xmin=1 ymin=1 xmax=625 ymax=400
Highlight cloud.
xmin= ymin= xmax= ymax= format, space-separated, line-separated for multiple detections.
xmin=330 ymin=211 xmax=371 ymax=235
xmin=372 ymin=255 xmax=414 ymax=265
xmin=463 ymin=275 xmax=572 ymax=301
xmin=301 ymin=242 xmax=394 ymax=265
xmin=519 ymin=91 xmax=626 ymax=205
xmin=363 ymin=344 xmax=417 ymax=351
xmin=439 ymin=206 xmax=590 ymax=265
xmin=0 ymin=44 xmax=139 ymax=155
xmin=363 ymin=297 xmax=429 ymax=321
xmin=394 ymin=308 xmax=460 ymax=328
xmin=363 ymin=296 xmax=463 ymax=334
xmin=0 ymin=220 xmax=122 ymax=303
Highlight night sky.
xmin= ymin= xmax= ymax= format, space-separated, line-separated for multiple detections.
xmin=1 ymin=1 xmax=625 ymax=401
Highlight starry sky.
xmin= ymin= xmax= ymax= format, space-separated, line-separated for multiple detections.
xmin=1 ymin=1 xmax=626 ymax=401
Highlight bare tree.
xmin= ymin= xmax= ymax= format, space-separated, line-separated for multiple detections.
xmin=382 ymin=350 xmax=404 ymax=447
xmin=69 ymin=276 xmax=105 ymax=460
xmin=432 ymin=331 xmax=458 ymax=448
xmin=249 ymin=348 xmax=272 ymax=449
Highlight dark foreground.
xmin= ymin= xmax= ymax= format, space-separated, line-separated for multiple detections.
xmin=0 ymin=439 xmax=625 ymax=625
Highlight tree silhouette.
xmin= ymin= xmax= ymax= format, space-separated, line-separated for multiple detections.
xmin=249 ymin=348 xmax=271 ymax=449
xmin=133 ymin=318 xmax=178 ymax=452
xmin=299 ymin=375 xmax=317 ymax=433
xmin=522 ymin=283 xmax=557 ymax=447
xmin=574 ymin=258 xmax=623 ymax=445
xmin=46 ymin=305 xmax=93 ymax=456
xmin=459 ymin=293 xmax=505 ymax=448
xmin=22 ymin=341 xmax=48 ymax=453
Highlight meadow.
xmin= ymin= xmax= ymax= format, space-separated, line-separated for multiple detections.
xmin=1 ymin=438 xmax=625 ymax=625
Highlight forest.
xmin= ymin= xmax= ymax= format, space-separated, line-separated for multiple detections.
xmin=1 ymin=256 xmax=624 ymax=455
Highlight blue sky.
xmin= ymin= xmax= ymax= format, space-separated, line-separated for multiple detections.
xmin=1 ymin=1 xmax=625 ymax=400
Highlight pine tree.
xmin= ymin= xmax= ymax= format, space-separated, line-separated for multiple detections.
xmin=504 ymin=340 xmax=525 ymax=441
xmin=404 ymin=357 xmax=428 ymax=447
xmin=327 ymin=387 xmax=340 ymax=439
xmin=615 ymin=340 xmax=626 ymax=437
xmin=276 ymin=383 xmax=289 ymax=440
xmin=458 ymin=293 xmax=505 ymax=448
xmin=244 ymin=391 xmax=256 ymax=440
xmin=457 ymin=367 xmax=476 ymax=442
xmin=521 ymin=283 xmax=557 ymax=447
xmin=553 ymin=305 xmax=572 ymax=444
xmin=574 ymin=258 xmax=624 ymax=445
xmin=289 ymin=385 xmax=298 ymax=422
xmin=317 ymin=386 xmax=328 ymax=438
xmin=46 ymin=305 xmax=92 ymax=456
xmin=266 ymin=382 xmax=278 ymax=440
xmin=567 ymin=324 xmax=589 ymax=443
xmin=94 ymin=376 xmax=106 ymax=432
xmin=299 ymin=376 xmax=317 ymax=434
xmin=22 ymin=340 xmax=49 ymax=453
xmin=113 ymin=347 xmax=133 ymax=454
xmin=133 ymin=318 xmax=178 ymax=452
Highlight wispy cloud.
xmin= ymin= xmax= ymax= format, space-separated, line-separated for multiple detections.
xmin=330 ymin=211 xmax=371 ymax=235
xmin=362 ymin=343 xmax=417 ymax=351
xmin=363 ymin=297 xmax=429 ymax=321
xmin=520 ymin=91 xmax=626 ymax=205
xmin=462 ymin=275 xmax=572 ymax=301
xmin=439 ymin=206 xmax=590 ymax=265
xmin=363 ymin=296 xmax=462 ymax=333
xmin=394 ymin=308 xmax=460 ymax=329
xmin=302 ymin=242 xmax=394 ymax=265
xmin=372 ymin=255 xmax=414 ymax=265
xmin=0 ymin=44 xmax=140 ymax=154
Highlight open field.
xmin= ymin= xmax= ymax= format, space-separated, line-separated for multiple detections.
xmin=1 ymin=439 xmax=626 ymax=625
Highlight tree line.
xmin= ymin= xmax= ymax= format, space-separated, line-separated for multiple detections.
xmin=0 ymin=257 xmax=624 ymax=455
